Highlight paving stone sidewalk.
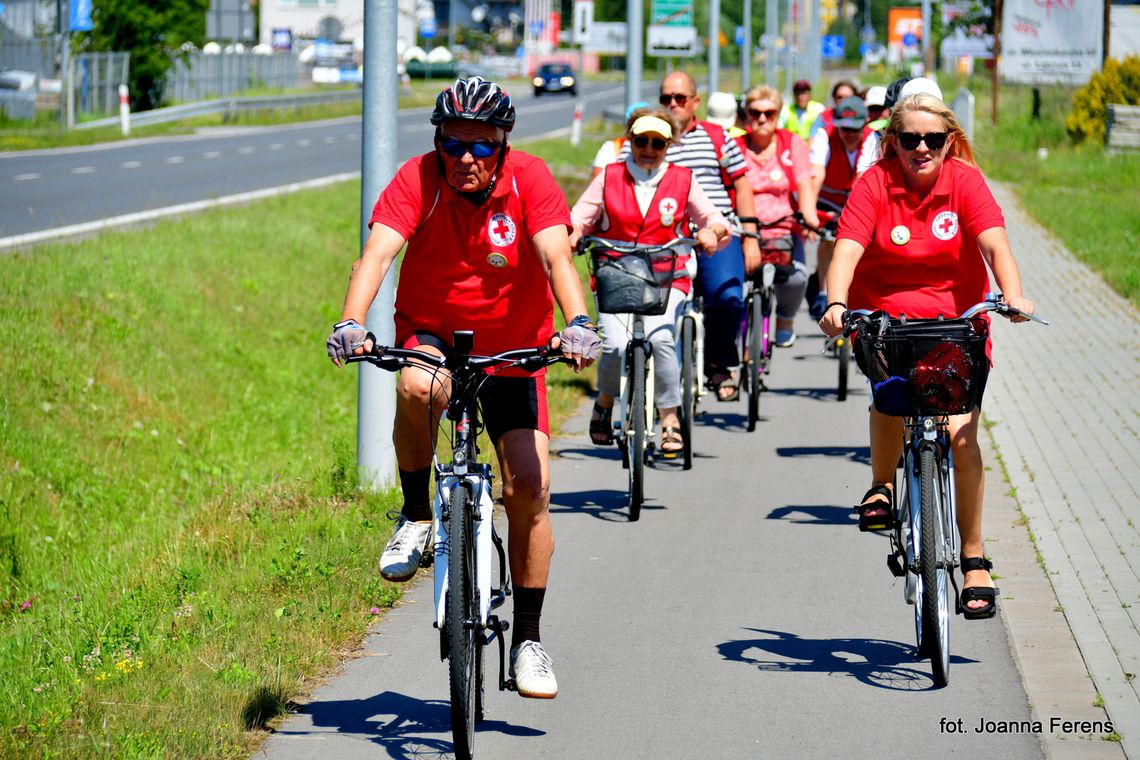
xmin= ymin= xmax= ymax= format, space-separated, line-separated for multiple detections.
xmin=984 ymin=183 xmax=1140 ymax=758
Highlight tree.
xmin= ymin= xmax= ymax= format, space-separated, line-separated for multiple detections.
xmin=76 ymin=0 xmax=209 ymax=111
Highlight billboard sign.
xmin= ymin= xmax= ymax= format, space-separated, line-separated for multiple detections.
xmin=1000 ymin=0 xmax=1103 ymax=84
xmin=651 ymin=0 xmax=693 ymax=27
xmin=888 ymin=7 xmax=923 ymax=59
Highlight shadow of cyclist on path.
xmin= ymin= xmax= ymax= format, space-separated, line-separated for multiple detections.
xmin=272 ymin=690 xmax=543 ymax=760
xmin=766 ymin=504 xmax=860 ymax=526
xmin=717 ymin=628 xmax=977 ymax=692
xmin=549 ymin=488 xmax=659 ymax=521
xmin=775 ymin=445 xmax=871 ymax=465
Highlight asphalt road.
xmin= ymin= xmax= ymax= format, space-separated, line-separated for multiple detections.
xmin=256 ymin=309 xmax=1044 ymax=760
xmin=0 ymin=80 xmax=639 ymax=241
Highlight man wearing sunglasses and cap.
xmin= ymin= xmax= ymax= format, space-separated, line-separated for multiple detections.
xmin=326 ymin=77 xmax=600 ymax=700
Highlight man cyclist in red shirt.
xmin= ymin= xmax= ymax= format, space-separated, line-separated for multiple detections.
xmin=326 ymin=77 xmax=600 ymax=699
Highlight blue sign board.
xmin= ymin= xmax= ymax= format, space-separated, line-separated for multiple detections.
xmin=419 ymin=17 xmax=437 ymax=38
xmin=821 ymin=34 xmax=845 ymax=60
xmin=735 ymin=26 xmax=745 ymax=45
xmin=70 ymin=0 xmax=93 ymax=32
xmin=902 ymin=32 xmax=918 ymax=47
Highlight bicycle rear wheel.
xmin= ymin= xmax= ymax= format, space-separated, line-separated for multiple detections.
xmin=679 ymin=317 xmax=696 ymax=471
xmin=628 ymin=343 xmax=647 ymax=521
xmin=837 ymin=336 xmax=850 ymax=401
xmin=447 ymin=485 xmax=479 ymax=757
xmin=919 ymin=446 xmax=951 ymax=687
xmin=746 ymin=293 xmax=764 ymax=432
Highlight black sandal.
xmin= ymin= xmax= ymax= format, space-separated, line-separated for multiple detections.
xmin=659 ymin=426 xmax=684 ymax=459
xmin=960 ymin=556 xmax=998 ymax=620
xmin=707 ymin=371 xmax=740 ymax=402
xmin=855 ymin=484 xmax=894 ymax=532
xmin=588 ymin=403 xmax=614 ymax=446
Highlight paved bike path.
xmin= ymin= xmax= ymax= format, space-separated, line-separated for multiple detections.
xmin=259 ymin=327 xmax=1052 ymax=759
xmin=255 ymin=180 xmax=1135 ymax=759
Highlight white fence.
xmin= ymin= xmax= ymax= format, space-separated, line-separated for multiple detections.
xmin=165 ymin=51 xmax=304 ymax=103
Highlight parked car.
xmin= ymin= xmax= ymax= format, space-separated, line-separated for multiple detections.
xmin=532 ymin=63 xmax=577 ymax=97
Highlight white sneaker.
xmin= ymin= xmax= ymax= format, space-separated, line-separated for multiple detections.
xmin=379 ymin=517 xmax=432 ymax=582
xmin=510 ymin=640 xmax=558 ymax=699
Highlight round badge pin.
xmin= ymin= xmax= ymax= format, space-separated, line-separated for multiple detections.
xmin=661 ymin=212 xmax=675 ymax=226
xmin=487 ymin=252 xmax=508 ymax=268
xmin=769 ymin=169 xmax=784 ymax=182
xmin=890 ymin=225 xmax=911 ymax=245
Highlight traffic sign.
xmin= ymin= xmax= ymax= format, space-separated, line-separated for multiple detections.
xmin=651 ymin=0 xmax=693 ymax=27
xmin=822 ymin=34 xmax=845 ymax=60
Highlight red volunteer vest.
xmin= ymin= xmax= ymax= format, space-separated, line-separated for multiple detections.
xmin=733 ymin=127 xmax=801 ymax=209
xmin=819 ymin=125 xmax=873 ymax=213
xmin=600 ymin=162 xmax=694 ymax=294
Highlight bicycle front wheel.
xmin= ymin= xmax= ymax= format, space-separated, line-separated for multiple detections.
xmin=837 ymin=336 xmax=850 ymax=401
xmin=919 ymin=446 xmax=951 ymax=687
xmin=447 ymin=484 xmax=479 ymax=757
xmin=679 ymin=317 xmax=696 ymax=471
xmin=747 ymin=293 xmax=764 ymax=432
xmin=628 ymin=343 xmax=647 ymax=521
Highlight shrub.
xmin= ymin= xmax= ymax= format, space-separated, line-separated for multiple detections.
xmin=1066 ymin=55 xmax=1140 ymax=144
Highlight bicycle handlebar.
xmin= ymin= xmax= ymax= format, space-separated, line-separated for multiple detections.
xmin=737 ymin=213 xmax=837 ymax=241
xmin=575 ymin=235 xmax=698 ymax=256
xmin=821 ymin=293 xmax=1050 ymax=353
xmin=346 ymin=337 xmax=570 ymax=374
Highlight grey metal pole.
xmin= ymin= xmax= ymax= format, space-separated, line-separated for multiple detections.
xmin=741 ymin=0 xmax=751 ymax=93
xmin=58 ymin=0 xmax=68 ymax=133
xmin=708 ymin=0 xmax=720 ymax=95
xmin=921 ymin=0 xmax=932 ymax=74
xmin=625 ymin=0 xmax=643 ymax=112
xmin=358 ymin=0 xmax=399 ymax=490
xmin=448 ymin=0 xmax=456 ymax=51
xmin=765 ymin=0 xmax=778 ymax=87
xmin=809 ymin=0 xmax=822 ymax=85
xmin=785 ymin=0 xmax=796 ymax=98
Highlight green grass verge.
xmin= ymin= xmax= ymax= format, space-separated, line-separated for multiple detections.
xmin=955 ymin=76 xmax=1140 ymax=305
xmin=0 ymin=130 xmax=597 ymax=756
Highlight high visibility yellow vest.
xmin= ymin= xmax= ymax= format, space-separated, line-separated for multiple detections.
xmin=780 ymin=101 xmax=825 ymax=142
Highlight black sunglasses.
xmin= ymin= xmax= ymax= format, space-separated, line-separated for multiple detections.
xmin=439 ymin=136 xmax=502 ymax=158
xmin=895 ymin=131 xmax=948 ymax=151
xmin=659 ymin=93 xmax=692 ymax=106
xmin=747 ymin=108 xmax=779 ymax=121
xmin=631 ymin=135 xmax=668 ymax=150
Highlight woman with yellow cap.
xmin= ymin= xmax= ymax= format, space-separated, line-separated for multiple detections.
xmin=570 ymin=108 xmax=730 ymax=457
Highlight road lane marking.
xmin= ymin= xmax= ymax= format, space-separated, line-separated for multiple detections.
xmin=238 ymin=146 xmax=254 ymax=154
xmin=121 ymin=161 xmax=142 ymax=169
xmin=165 ymin=156 xmax=185 ymax=164
xmin=0 ymin=172 xmax=361 ymax=252
xmin=13 ymin=173 xmax=41 ymax=181
xmin=203 ymin=151 xmax=222 ymax=159
xmin=270 ymin=143 xmax=285 ymax=150
xmin=297 ymin=139 xmax=311 ymax=147
xmin=72 ymin=166 xmax=95 ymax=174
xmin=323 ymin=136 xmax=337 ymax=144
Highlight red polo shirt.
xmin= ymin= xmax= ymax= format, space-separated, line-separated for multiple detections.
xmin=839 ymin=156 xmax=1005 ymax=319
xmin=370 ymin=149 xmax=571 ymax=357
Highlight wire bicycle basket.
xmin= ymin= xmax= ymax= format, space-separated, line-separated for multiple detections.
xmin=588 ymin=244 xmax=679 ymax=316
xmin=855 ymin=317 xmax=990 ymax=417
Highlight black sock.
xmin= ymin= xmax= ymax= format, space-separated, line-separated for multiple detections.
xmin=398 ymin=467 xmax=432 ymax=522
xmin=512 ymin=586 xmax=546 ymax=649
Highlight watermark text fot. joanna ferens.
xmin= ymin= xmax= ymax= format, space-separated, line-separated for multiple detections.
xmin=939 ymin=717 xmax=1116 ymax=735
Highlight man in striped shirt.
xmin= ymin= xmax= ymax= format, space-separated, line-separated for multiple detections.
xmin=617 ymin=71 xmax=760 ymax=400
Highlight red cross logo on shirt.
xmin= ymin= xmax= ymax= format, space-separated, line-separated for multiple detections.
xmin=931 ymin=211 xmax=959 ymax=241
xmin=487 ymin=212 xmax=517 ymax=247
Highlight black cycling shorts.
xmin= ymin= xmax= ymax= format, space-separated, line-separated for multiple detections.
xmin=400 ymin=331 xmax=549 ymax=444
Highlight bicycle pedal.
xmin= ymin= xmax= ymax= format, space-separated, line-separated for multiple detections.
xmin=886 ymin=552 xmax=905 ymax=578
xmin=419 ymin=552 xmax=434 ymax=568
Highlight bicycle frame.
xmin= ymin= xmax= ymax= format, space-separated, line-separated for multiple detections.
xmin=612 ymin=312 xmax=657 ymax=457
